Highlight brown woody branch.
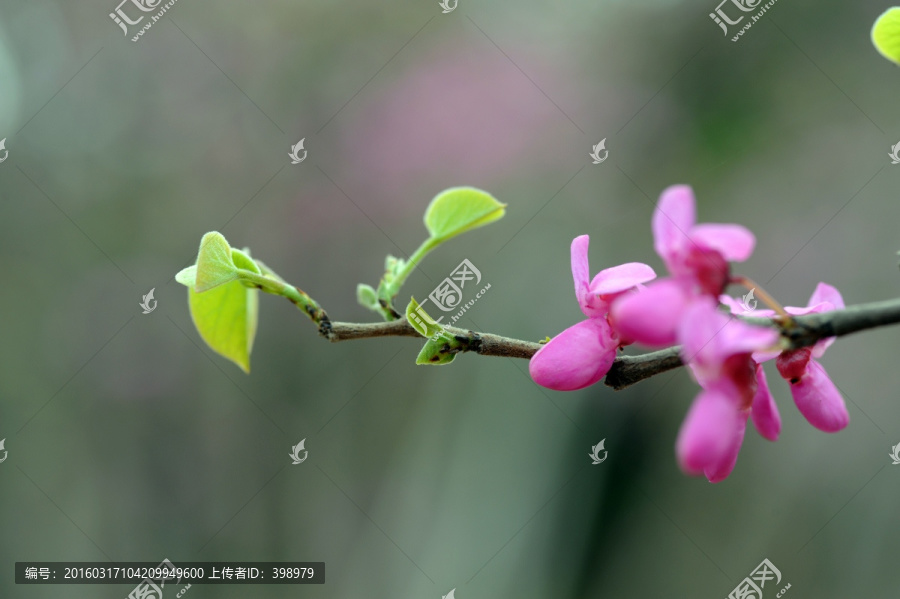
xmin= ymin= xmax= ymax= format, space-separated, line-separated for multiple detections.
xmin=311 ymin=298 xmax=900 ymax=391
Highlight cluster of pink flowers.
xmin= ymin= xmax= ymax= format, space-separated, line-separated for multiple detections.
xmin=529 ymin=185 xmax=849 ymax=482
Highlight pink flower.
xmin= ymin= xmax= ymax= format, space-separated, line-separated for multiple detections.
xmin=529 ymin=235 xmax=656 ymax=391
xmin=718 ymin=282 xmax=849 ymax=434
xmin=675 ymin=300 xmax=779 ymax=482
xmin=611 ymin=185 xmax=755 ymax=347
xmin=775 ymin=283 xmax=849 ymax=432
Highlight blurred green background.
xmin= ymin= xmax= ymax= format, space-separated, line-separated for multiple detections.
xmin=2 ymin=0 xmax=899 ymax=597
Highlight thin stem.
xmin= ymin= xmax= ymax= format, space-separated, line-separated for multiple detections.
xmin=730 ymin=275 xmax=791 ymax=320
xmin=389 ymin=238 xmax=438 ymax=293
xmin=327 ymin=319 xmax=542 ymax=359
xmin=239 ymin=270 xmax=334 ymax=339
xmin=373 ymin=237 xmax=440 ymax=321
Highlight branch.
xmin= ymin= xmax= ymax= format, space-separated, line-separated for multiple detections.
xmin=300 ymin=297 xmax=900 ymax=391
xmin=775 ymin=298 xmax=900 ymax=348
xmin=603 ymin=348 xmax=684 ymax=390
xmin=326 ymin=319 xmax=543 ymax=359
xmin=605 ymin=298 xmax=900 ymax=389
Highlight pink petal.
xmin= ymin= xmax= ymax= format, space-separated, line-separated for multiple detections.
xmin=678 ymin=299 xmax=727 ymax=373
xmin=718 ymin=318 xmax=780 ymax=358
xmin=570 ymin=235 xmax=592 ymax=316
xmin=718 ymin=295 xmax=745 ymax=314
xmin=784 ymin=301 xmax=835 ymax=317
xmin=679 ymin=300 xmax=778 ymax=373
xmin=790 ymin=360 xmax=849 ymax=432
xmin=529 ymin=318 xmax=617 ymax=391
xmin=811 ymin=340 xmax=834 ymax=360
xmin=784 ymin=305 xmax=828 ymax=318
xmin=750 ymin=364 xmax=780 ymax=441
xmin=652 ymin=185 xmax=696 ymax=269
xmin=783 ymin=283 xmax=844 ymax=350
xmin=808 ymin=283 xmax=844 ymax=357
xmin=718 ymin=294 xmax=776 ymax=318
xmin=676 ymin=388 xmax=739 ymax=476
xmin=689 ymin=224 xmax=756 ymax=262
xmin=609 ymin=278 xmax=689 ymax=347
xmin=752 ymin=347 xmax=782 ymax=364
xmin=704 ymin=410 xmax=748 ymax=483
xmin=809 ymin=282 xmax=845 ymax=311
xmin=589 ymin=262 xmax=657 ymax=297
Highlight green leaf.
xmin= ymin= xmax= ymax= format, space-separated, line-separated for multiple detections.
xmin=231 ymin=247 xmax=261 ymax=274
xmin=405 ymin=297 xmax=445 ymax=338
xmin=873 ymin=8 xmax=900 ymax=64
xmin=384 ymin=254 xmax=404 ymax=273
xmin=409 ymin=298 xmax=456 ymax=364
xmin=415 ymin=338 xmax=456 ymax=365
xmin=424 ymin=187 xmax=506 ymax=243
xmin=357 ymin=284 xmax=379 ymax=310
xmin=194 ymin=232 xmax=239 ymax=292
xmin=187 ymin=278 xmax=259 ymax=373
xmin=175 ymin=265 xmax=197 ymax=287
xmin=176 ymin=242 xmax=260 ymax=291
xmin=176 ymin=234 xmax=260 ymax=372
xmin=232 ymin=248 xmax=264 ymax=289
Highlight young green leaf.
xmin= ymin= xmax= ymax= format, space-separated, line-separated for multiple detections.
xmin=177 ymin=239 xmax=260 ymax=292
xmin=231 ymin=247 xmax=261 ymax=274
xmin=424 ymin=187 xmax=506 ymax=243
xmin=357 ymin=284 xmax=379 ymax=310
xmin=194 ymin=232 xmax=239 ymax=292
xmin=405 ymin=297 xmax=445 ymax=338
xmin=174 ymin=234 xmax=261 ymax=372
xmin=187 ymin=278 xmax=259 ymax=373
xmin=873 ymin=8 xmax=900 ymax=64
xmin=415 ymin=337 xmax=456 ymax=365
xmin=175 ymin=265 xmax=198 ymax=287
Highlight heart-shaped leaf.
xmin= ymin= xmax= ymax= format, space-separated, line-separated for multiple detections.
xmin=176 ymin=233 xmax=260 ymax=372
xmin=187 ymin=278 xmax=259 ymax=373
xmin=424 ymin=187 xmax=506 ymax=243
xmin=175 ymin=245 xmax=260 ymax=290
xmin=873 ymin=8 xmax=900 ymax=64
xmin=194 ymin=232 xmax=239 ymax=292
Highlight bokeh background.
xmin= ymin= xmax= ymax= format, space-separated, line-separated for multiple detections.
xmin=2 ymin=0 xmax=899 ymax=597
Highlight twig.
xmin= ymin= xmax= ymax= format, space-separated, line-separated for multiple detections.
xmin=326 ymin=319 xmax=542 ymax=359
xmin=304 ymin=298 xmax=900 ymax=391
